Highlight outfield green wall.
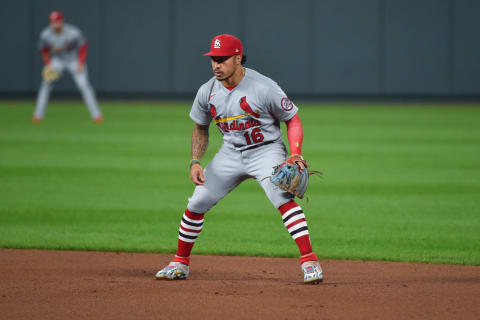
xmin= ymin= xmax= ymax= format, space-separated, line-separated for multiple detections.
xmin=1 ymin=0 xmax=479 ymax=98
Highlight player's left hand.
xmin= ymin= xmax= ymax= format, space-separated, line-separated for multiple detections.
xmin=77 ymin=63 xmax=84 ymax=73
xmin=286 ymin=154 xmax=308 ymax=170
xmin=270 ymin=155 xmax=321 ymax=199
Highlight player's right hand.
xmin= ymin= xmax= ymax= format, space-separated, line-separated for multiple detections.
xmin=190 ymin=163 xmax=205 ymax=185
xmin=42 ymin=65 xmax=60 ymax=82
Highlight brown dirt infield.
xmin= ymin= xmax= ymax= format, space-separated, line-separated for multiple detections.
xmin=0 ymin=249 xmax=479 ymax=319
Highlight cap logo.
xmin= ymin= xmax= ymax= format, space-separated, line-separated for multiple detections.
xmin=214 ymin=39 xmax=221 ymax=49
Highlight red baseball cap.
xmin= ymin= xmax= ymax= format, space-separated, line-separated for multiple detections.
xmin=203 ymin=34 xmax=243 ymax=57
xmin=49 ymin=10 xmax=64 ymax=22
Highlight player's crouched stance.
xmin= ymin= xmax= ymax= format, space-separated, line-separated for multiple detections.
xmin=33 ymin=11 xmax=102 ymax=123
xmin=156 ymin=34 xmax=323 ymax=284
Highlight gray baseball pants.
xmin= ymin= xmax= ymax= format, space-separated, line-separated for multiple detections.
xmin=187 ymin=140 xmax=294 ymax=213
xmin=34 ymin=58 xmax=102 ymax=119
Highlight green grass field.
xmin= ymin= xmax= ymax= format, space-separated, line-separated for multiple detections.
xmin=1 ymin=101 xmax=479 ymax=265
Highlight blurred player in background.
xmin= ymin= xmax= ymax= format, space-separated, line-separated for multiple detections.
xmin=33 ymin=10 xmax=103 ymax=123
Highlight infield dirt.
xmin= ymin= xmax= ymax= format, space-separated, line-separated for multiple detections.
xmin=0 ymin=249 xmax=479 ymax=319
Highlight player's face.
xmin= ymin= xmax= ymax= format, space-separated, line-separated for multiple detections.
xmin=50 ymin=20 xmax=63 ymax=33
xmin=210 ymin=55 xmax=241 ymax=81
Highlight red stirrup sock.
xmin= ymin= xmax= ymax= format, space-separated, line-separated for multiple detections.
xmin=172 ymin=209 xmax=205 ymax=266
xmin=278 ymin=201 xmax=318 ymax=264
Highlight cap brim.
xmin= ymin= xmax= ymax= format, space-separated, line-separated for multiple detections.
xmin=203 ymin=51 xmax=234 ymax=56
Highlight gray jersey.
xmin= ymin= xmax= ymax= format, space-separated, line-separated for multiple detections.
xmin=39 ymin=23 xmax=85 ymax=61
xmin=190 ymin=68 xmax=298 ymax=151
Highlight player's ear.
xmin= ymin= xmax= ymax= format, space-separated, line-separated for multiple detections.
xmin=235 ymin=55 xmax=242 ymax=65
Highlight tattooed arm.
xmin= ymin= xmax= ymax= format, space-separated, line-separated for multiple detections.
xmin=191 ymin=123 xmax=209 ymax=160
xmin=190 ymin=123 xmax=209 ymax=185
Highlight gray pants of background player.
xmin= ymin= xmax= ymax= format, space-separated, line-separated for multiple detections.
xmin=34 ymin=58 xmax=102 ymax=119
xmin=187 ymin=140 xmax=294 ymax=213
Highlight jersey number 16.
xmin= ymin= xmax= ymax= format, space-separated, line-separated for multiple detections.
xmin=243 ymin=128 xmax=264 ymax=145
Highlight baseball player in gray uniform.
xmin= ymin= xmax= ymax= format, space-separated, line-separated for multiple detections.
xmin=156 ymin=34 xmax=323 ymax=283
xmin=33 ymin=11 xmax=102 ymax=123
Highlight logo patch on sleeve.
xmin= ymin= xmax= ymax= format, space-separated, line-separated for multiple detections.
xmin=281 ymin=97 xmax=294 ymax=111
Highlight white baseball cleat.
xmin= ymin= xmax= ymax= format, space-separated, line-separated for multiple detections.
xmin=302 ymin=261 xmax=323 ymax=284
xmin=155 ymin=262 xmax=189 ymax=280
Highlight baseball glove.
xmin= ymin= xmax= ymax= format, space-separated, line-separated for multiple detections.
xmin=270 ymin=155 xmax=320 ymax=199
xmin=42 ymin=65 xmax=60 ymax=82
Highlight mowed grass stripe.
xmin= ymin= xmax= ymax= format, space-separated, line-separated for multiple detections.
xmin=0 ymin=102 xmax=479 ymax=265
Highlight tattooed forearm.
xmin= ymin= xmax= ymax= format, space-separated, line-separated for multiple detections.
xmin=191 ymin=124 xmax=209 ymax=160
